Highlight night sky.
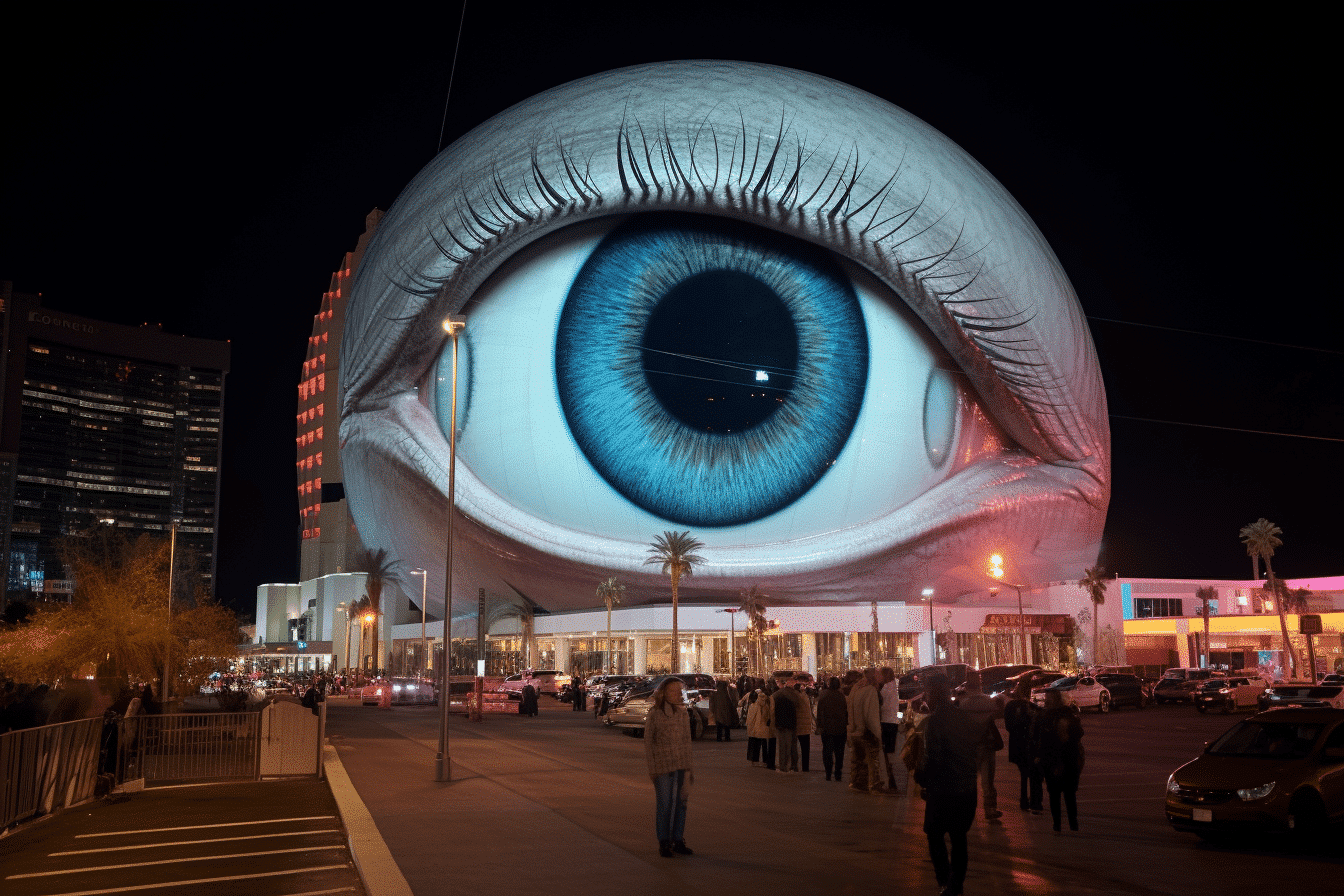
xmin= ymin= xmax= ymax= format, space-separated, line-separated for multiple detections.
xmin=3 ymin=6 xmax=1338 ymax=617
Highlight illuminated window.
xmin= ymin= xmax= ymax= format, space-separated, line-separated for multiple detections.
xmin=316 ymin=451 xmax=323 ymax=466
xmin=316 ymin=426 xmax=323 ymax=441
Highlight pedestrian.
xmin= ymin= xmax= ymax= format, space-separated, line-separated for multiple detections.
xmin=770 ymin=675 xmax=800 ymax=774
xmin=915 ymin=673 xmax=981 ymax=896
xmin=1003 ymin=679 xmax=1043 ymax=813
xmin=571 ymin=680 xmax=586 ymax=712
xmin=815 ymin=676 xmax=848 ymax=781
xmin=878 ymin=666 xmax=902 ymax=791
xmin=519 ymin=682 xmax=539 ymax=717
xmin=784 ymin=675 xmax=814 ymax=771
xmin=1033 ymin=689 xmax=1084 ymax=832
xmin=846 ymin=668 xmax=886 ymax=792
xmin=644 ymin=677 xmax=695 ymax=858
xmin=956 ymin=670 xmax=1003 ymax=821
xmin=710 ymin=680 xmax=737 ymax=742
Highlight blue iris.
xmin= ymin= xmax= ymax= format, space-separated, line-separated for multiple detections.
xmin=555 ymin=214 xmax=868 ymax=527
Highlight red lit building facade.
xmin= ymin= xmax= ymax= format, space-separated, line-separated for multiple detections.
xmin=296 ymin=210 xmax=381 ymax=581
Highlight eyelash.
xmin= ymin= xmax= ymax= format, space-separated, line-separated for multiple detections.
xmin=386 ymin=108 xmax=1057 ymax=451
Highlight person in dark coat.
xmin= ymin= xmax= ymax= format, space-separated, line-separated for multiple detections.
xmin=519 ymin=683 xmax=539 ymax=717
xmin=710 ymin=680 xmax=737 ymax=741
xmin=915 ymin=674 xmax=981 ymax=896
xmin=571 ymin=681 xmax=586 ymax=712
xmin=1003 ymin=679 xmax=1043 ymax=812
xmin=815 ymin=676 xmax=848 ymax=781
xmin=1032 ymin=689 xmax=1085 ymax=832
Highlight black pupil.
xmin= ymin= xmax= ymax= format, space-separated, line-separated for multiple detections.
xmin=641 ymin=270 xmax=798 ymax=432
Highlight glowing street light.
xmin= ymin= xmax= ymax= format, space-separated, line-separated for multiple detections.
xmin=987 ymin=554 xmax=1029 ymax=665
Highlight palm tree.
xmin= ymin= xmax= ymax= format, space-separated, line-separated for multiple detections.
xmin=1077 ymin=566 xmax=1109 ymax=667
xmin=1194 ymin=586 xmax=1217 ymax=669
xmin=348 ymin=596 xmax=372 ymax=670
xmin=645 ymin=531 xmax=705 ymax=674
xmin=1240 ymin=519 xmax=1294 ymax=678
xmin=596 ymin=577 xmax=625 ymax=674
xmin=739 ymin=585 xmax=768 ymax=675
xmin=350 ymin=547 xmax=401 ymax=675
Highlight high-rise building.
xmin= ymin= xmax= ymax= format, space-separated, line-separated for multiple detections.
xmin=0 ymin=282 xmax=230 ymax=603
xmin=297 ymin=209 xmax=381 ymax=581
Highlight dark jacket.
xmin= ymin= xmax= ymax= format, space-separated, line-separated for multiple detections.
xmin=1032 ymin=706 xmax=1084 ymax=781
xmin=1003 ymin=697 xmax=1037 ymax=767
xmin=815 ymin=688 xmax=848 ymax=736
xmin=917 ymin=703 xmax=982 ymax=797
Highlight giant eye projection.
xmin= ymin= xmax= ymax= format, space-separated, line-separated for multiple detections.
xmin=339 ymin=61 xmax=1110 ymax=632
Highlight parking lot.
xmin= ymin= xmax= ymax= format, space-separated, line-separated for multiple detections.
xmin=327 ymin=695 xmax=1342 ymax=896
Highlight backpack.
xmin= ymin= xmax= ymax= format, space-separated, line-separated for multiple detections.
xmin=773 ymin=690 xmax=797 ymax=729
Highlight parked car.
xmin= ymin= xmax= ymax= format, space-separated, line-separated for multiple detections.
xmin=1031 ymin=675 xmax=1112 ymax=712
xmin=360 ymin=677 xmax=436 ymax=706
xmin=896 ymin=663 xmax=971 ymax=719
xmin=1153 ymin=668 xmax=1224 ymax=705
xmin=1194 ymin=677 xmax=1267 ymax=714
xmin=496 ymin=670 xmax=568 ymax=699
xmin=1258 ymin=683 xmax=1344 ymax=711
xmin=1165 ymin=708 xmax=1344 ymax=841
xmin=1001 ymin=669 xmax=1067 ymax=700
xmin=958 ymin=664 xmax=1041 ymax=702
xmin=603 ymin=675 xmax=711 ymax=738
xmin=1096 ymin=672 xmax=1149 ymax=709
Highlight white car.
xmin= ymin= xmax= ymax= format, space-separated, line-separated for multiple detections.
xmin=1193 ymin=677 xmax=1267 ymax=714
xmin=1031 ymin=675 xmax=1112 ymax=713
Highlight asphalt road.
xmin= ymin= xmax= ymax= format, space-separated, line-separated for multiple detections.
xmin=328 ymin=695 xmax=1342 ymax=896
xmin=0 ymin=777 xmax=366 ymax=896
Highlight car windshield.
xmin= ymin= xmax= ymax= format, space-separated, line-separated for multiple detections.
xmin=1207 ymin=721 xmax=1323 ymax=759
xmin=1048 ymin=677 xmax=1078 ymax=689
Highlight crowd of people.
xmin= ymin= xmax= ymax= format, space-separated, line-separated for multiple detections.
xmin=643 ymin=667 xmax=1086 ymax=896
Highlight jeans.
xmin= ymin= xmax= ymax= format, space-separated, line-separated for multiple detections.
xmin=978 ymin=746 xmax=999 ymax=815
xmin=775 ymin=727 xmax=798 ymax=771
xmin=924 ymin=790 xmax=977 ymax=892
xmin=764 ymin=737 xmax=777 ymax=770
xmin=653 ymin=770 xmax=689 ymax=843
xmin=747 ymin=736 xmax=764 ymax=763
xmin=1015 ymin=760 xmax=1043 ymax=810
xmin=715 ymin=723 xmax=732 ymax=741
xmin=849 ymin=732 xmax=882 ymax=789
xmin=796 ymin=733 xmax=811 ymax=771
xmin=821 ymin=733 xmax=846 ymax=778
xmin=1046 ymin=772 xmax=1079 ymax=830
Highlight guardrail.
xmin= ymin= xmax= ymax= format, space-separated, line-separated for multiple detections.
xmin=0 ymin=717 xmax=102 ymax=832
xmin=117 ymin=712 xmax=261 ymax=786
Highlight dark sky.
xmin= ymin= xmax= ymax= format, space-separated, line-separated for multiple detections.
xmin=3 ymin=6 xmax=1339 ymax=617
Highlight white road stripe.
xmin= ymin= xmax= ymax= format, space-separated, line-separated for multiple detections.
xmin=6 ymin=845 xmax=344 ymax=879
xmin=52 ymin=829 xmax=341 ymax=855
xmin=30 ymin=864 xmax=350 ymax=896
xmin=74 ymin=816 xmax=335 ymax=837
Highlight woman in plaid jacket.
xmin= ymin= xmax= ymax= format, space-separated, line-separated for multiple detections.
xmin=645 ymin=677 xmax=695 ymax=858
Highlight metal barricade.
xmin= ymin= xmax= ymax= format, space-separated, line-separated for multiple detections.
xmin=0 ymin=717 xmax=102 ymax=831
xmin=117 ymin=712 xmax=261 ymax=787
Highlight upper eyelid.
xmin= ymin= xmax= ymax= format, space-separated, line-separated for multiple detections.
xmin=345 ymin=67 xmax=1102 ymax=468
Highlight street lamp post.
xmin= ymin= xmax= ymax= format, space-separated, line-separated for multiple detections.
xmin=340 ymin=602 xmax=352 ymax=674
xmin=162 ymin=519 xmax=178 ymax=703
xmin=721 ymin=608 xmax=739 ymax=676
xmin=988 ymin=554 xmax=1030 ymax=666
xmin=438 ymin=315 xmax=465 ymax=783
xmin=412 ymin=568 xmax=428 ymax=675
xmin=922 ymin=587 xmax=935 ymax=664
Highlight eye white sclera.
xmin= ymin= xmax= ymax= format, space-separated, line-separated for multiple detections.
xmin=436 ymin=218 xmax=958 ymax=543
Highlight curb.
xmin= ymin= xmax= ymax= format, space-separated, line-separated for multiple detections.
xmin=323 ymin=743 xmax=414 ymax=896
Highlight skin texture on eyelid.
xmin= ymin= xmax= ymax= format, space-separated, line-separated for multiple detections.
xmin=340 ymin=60 xmax=1110 ymax=621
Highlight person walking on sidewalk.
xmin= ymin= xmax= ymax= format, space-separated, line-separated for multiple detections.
xmin=878 ymin=666 xmax=902 ymax=791
xmin=956 ymin=670 xmax=1003 ymax=821
xmin=846 ymin=668 xmax=886 ymax=792
xmin=1033 ymin=689 xmax=1085 ymax=832
xmin=771 ymin=677 xmax=800 ymax=774
xmin=1003 ymin=679 xmax=1043 ymax=812
xmin=645 ymin=677 xmax=695 ymax=858
xmin=915 ymin=673 xmax=981 ymax=896
xmin=710 ymin=680 xmax=737 ymax=742
xmin=815 ymin=676 xmax=848 ymax=781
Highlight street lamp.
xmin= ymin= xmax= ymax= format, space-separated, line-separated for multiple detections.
xmin=438 ymin=314 xmax=465 ymax=783
xmin=922 ymin=587 xmax=935 ymax=664
xmin=162 ymin=519 xmax=178 ymax=703
xmin=411 ymin=568 xmax=428 ymax=676
xmin=721 ymin=608 xmax=740 ymax=676
xmin=988 ymin=554 xmax=1029 ymax=666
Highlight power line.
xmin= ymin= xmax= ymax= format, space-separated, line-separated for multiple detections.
xmin=1087 ymin=316 xmax=1341 ymax=355
xmin=1109 ymin=414 xmax=1343 ymax=443
xmin=436 ymin=2 xmax=469 ymax=156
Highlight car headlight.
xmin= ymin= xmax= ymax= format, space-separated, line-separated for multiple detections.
xmin=1236 ymin=782 xmax=1275 ymax=801
xmin=1218 ymin=689 xmax=1230 ymax=695
xmin=1166 ymin=774 xmax=1180 ymax=796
